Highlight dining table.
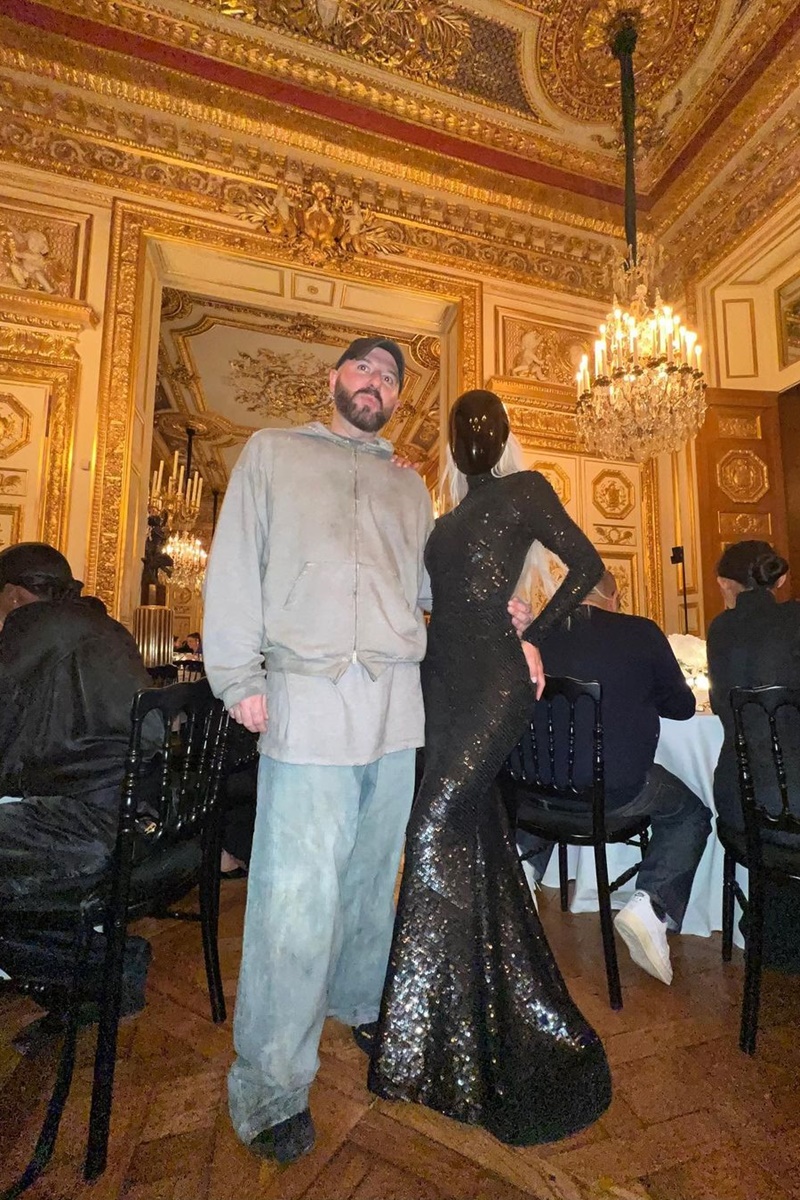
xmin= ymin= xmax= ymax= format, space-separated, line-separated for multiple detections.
xmin=539 ymin=710 xmax=746 ymax=945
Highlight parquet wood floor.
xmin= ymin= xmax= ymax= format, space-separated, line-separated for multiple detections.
xmin=1 ymin=881 xmax=799 ymax=1200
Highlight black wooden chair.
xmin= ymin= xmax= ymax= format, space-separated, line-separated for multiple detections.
xmin=0 ymin=679 xmax=230 ymax=1198
xmin=719 ymin=685 xmax=800 ymax=1055
xmin=498 ymin=675 xmax=649 ymax=1010
xmin=146 ymin=663 xmax=178 ymax=687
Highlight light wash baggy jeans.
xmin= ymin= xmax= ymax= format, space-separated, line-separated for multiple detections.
xmin=228 ymin=749 xmax=416 ymax=1143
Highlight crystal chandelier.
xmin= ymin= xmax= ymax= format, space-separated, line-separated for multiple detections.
xmin=149 ymin=427 xmax=204 ymax=531
xmin=576 ymin=17 xmax=706 ymax=463
xmin=150 ymin=425 xmax=207 ymax=591
xmin=163 ymin=532 xmax=207 ymax=593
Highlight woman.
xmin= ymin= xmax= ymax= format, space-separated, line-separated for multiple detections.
xmin=368 ymin=390 xmax=612 ymax=1145
xmin=707 ymin=539 xmax=800 ymax=834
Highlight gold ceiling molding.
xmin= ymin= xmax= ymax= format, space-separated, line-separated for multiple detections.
xmin=86 ymin=199 xmax=480 ymax=615
xmin=643 ymin=0 xmax=800 ymax=188
xmin=212 ymin=0 xmax=473 ymax=86
xmin=0 ymin=88 xmax=619 ymax=298
xmin=3 ymin=0 xmax=629 ymax=184
xmin=659 ymin=105 xmax=800 ymax=286
xmin=0 ymin=287 xmax=98 ymax=336
xmin=0 ymin=33 xmax=624 ymax=231
xmin=650 ymin=31 xmax=800 ymax=229
xmin=537 ymin=0 xmax=720 ymax=126
xmin=0 ymin=328 xmax=80 ymax=552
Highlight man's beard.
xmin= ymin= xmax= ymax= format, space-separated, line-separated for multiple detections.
xmin=333 ymin=379 xmax=389 ymax=433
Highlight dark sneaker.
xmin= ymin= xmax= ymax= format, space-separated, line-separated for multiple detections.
xmin=249 ymin=1109 xmax=315 ymax=1164
xmin=352 ymin=1021 xmax=379 ymax=1056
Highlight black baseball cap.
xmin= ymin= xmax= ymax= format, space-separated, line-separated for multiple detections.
xmin=0 ymin=542 xmax=76 ymax=591
xmin=335 ymin=337 xmax=405 ymax=389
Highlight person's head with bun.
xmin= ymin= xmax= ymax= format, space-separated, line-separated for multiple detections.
xmin=716 ymin=540 xmax=788 ymax=610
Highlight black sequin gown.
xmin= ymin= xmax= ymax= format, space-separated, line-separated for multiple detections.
xmin=369 ymin=470 xmax=612 ymax=1144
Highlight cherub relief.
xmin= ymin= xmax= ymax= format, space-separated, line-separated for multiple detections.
xmin=510 ymin=328 xmax=548 ymax=379
xmin=0 ymin=227 xmax=57 ymax=293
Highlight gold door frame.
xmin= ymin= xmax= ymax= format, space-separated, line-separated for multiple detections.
xmin=87 ymin=199 xmax=481 ymax=617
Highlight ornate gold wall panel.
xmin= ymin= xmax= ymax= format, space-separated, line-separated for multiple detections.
xmin=695 ymin=388 xmax=788 ymax=626
xmin=0 ymin=326 xmax=81 ymax=551
xmin=86 ymin=199 xmax=480 ymax=615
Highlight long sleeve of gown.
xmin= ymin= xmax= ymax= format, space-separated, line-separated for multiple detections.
xmin=518 ymin=471 xmax=604 ymax=646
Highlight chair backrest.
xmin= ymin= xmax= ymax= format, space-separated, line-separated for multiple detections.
xmin=505 ymin=675 xmax=605 ymax=832
xmin=119 ymin=678 xmax=228 ymax=856
xmin=175 ymin=661 xmax=205 ymax=683
xmin=147 ymin=664 xmax=178 ymax=688
xmin=730 ymin=685 xmax=800 ymax=856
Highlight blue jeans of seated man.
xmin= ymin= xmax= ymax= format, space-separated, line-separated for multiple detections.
xmin=228 ymin=750 xmax=415 ymax=1143
xmin=516 ymin=763 xmax=711 ymax=931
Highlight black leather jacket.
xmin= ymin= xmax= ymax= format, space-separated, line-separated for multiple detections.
xmin=0 ymin=595 xmax=152 ymax=798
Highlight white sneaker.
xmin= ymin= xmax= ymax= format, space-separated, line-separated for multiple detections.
xmin=614 ymin=891 xmax=673 ymax=985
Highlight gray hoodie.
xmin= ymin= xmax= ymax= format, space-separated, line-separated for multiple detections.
xmin=203 ymin=422 xmax=433 ymax=710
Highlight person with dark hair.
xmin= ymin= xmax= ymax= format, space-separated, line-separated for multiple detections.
xmin=0 ymin=542 xmax=157 ymax=1052
xmin=707 ymin=539 xmax=799 ymax=833
xmin=369 ymin=390 xmax=612 ymax=1145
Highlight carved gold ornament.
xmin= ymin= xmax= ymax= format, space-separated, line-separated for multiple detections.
xmin=716 ymin=449 xmax=769 ymax=504
xmin=718 ymin=415 xmax=761 ymax=440
xmin=531 ymin=460 xmax=571 ymax=506
xmin=233 ymin=184 xmax=403 ymax=266
xmin=718 ymin=511 xmax=772 ymax=539
xmin=594 ymin=523 xmax=634 ymax=545
xmin=215 ymin=0 xmax=472 ymax=84
xmin=592 ymin=469 xmax=635 ymax=520
xmin=228 ymin=345 xmax=332 ymax=423
xmin=0 ymin=392 xmax=32 ymax=459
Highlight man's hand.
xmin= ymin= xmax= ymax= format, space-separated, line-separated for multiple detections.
xmin=521 ymin=641 xmax=545 ymax=701
xmin=230 ymin=693 xmax=268 ymax=733
xmin=390 ymin=453 xmax=415 ymax=470
xmin=508 ymin=595 xmax=533 ymax=637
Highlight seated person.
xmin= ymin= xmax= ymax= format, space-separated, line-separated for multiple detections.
xmin=0 ymin=542 xmax=159 ymax=1051
xmin=519 ymin=570 xmax=710 ymax=985
xmin=708 ymin=540 xmax=800 ymax=970
xmin=707 ymin=540 xmax=800 ymax=833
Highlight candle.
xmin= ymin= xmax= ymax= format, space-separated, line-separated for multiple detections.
xmin=576 ymin=371 xmax=582 ymax=402
xmin=156 ymin=459 xmax=164 ymax=494
xmin=594 ymin=341 xmax=602 ymax=378
xmin=151 ymin=468 xmax=157 ymax=501
xmin=196 ymin=477 xmax=203 ymax=507
xmin=177 ymin=464 xmax=185 ymax=496
xmin=695 ymin=344 xmax=702 ymax=371
xmin=172 ymin=450 xmax=179 ymax=481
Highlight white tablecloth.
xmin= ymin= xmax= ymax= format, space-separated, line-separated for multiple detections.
xmin=540 ymin=712 xmax=740 ymax=941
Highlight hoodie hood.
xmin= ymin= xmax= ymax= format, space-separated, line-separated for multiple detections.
xmin=295 ymin=421 xmax=394 ymax=458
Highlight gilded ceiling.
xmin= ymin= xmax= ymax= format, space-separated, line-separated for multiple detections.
xmin=0 ymin=0 xmax=798 ymax=288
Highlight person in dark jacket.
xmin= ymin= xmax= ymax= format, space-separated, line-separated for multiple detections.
xmin=0 ymin=542 xmax=155 ymax=1051
xmin=707 ymin=540 xmax=800 ymax=971
xmin=707 ymin=540 xmax=800 ymax=833
xmin=520 ymin=570 xmax=711 ymax=986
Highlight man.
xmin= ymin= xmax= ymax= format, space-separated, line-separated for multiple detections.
xmin=520 ymin=570 xmax=711 ymax=986
xmin=0 ymin=542 xmax=154 ymax=1049
xmin=203 ymin=336 xmax=537 ymax=1164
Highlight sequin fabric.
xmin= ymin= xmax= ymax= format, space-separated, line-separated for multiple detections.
xmin=368 ymin=470 xmax=612 ymax=1145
